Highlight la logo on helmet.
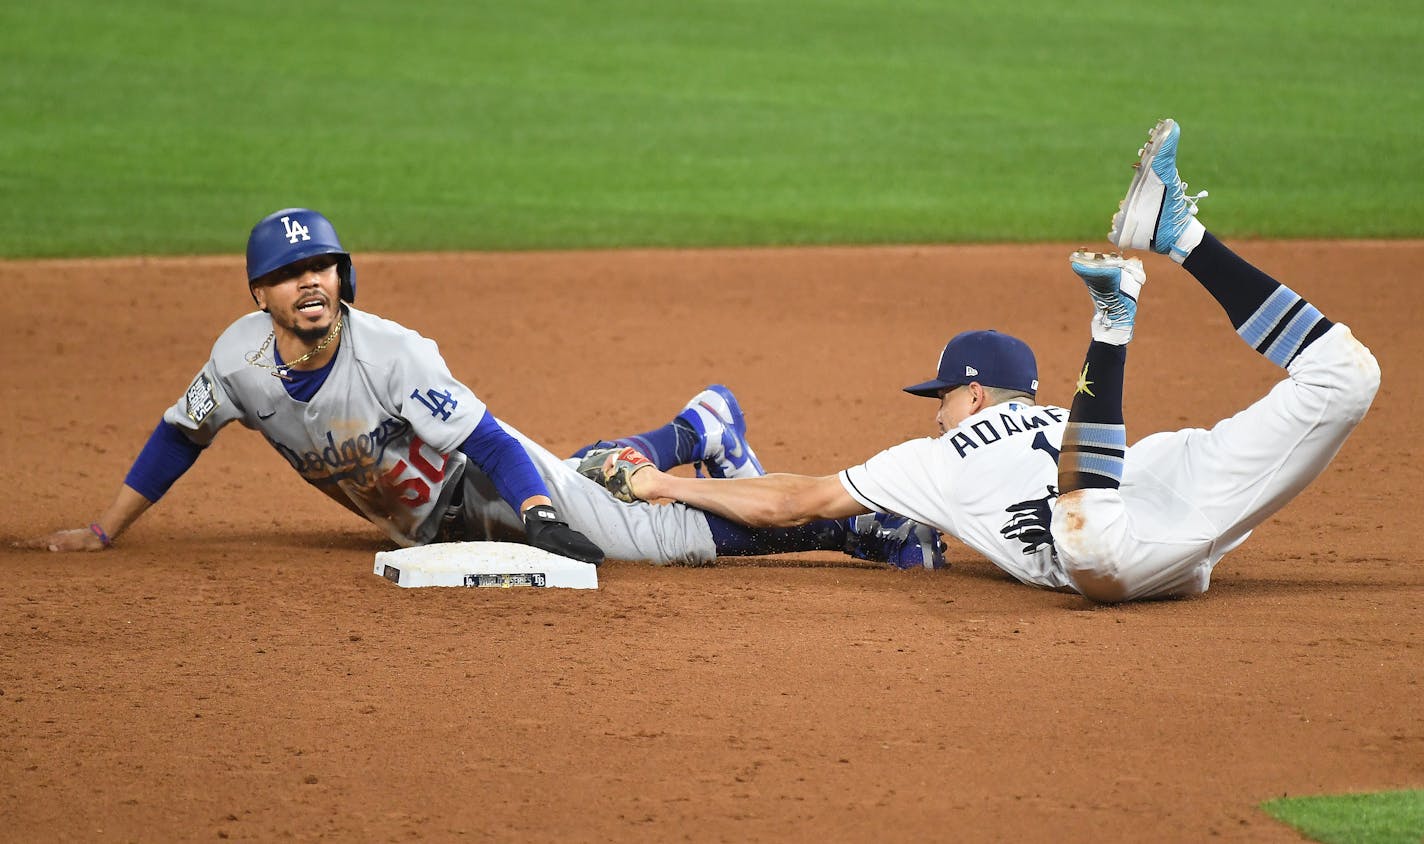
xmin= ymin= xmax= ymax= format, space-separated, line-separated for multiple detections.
xmin=281 ymin=216 xmax=311 ymax=244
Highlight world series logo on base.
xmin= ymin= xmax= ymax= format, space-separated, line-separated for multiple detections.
xmin=373 ymin=542 xmax=596 ymax=590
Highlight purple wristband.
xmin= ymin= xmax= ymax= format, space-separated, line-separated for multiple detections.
xmin=88 ymin=523 xmax=112 ymax=547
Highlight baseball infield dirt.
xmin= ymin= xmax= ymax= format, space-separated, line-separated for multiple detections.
xmin=2 ymin=242 xmax=1420 ymax=842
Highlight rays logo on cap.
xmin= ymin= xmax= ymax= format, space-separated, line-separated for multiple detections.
xmin=281 ymin=215 xmax=311 ymax=244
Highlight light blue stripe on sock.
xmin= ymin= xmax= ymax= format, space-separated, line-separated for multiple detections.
xmin=1237 ymin=287 xmax=1298 ymax=348
xmin=1263 ymin=303 xmax=1324 ymax=368
xmin=1061 ymin=423 xmax=1126 ymax=449
xmin=1064 ymin=452 xmax=1125 ymax=481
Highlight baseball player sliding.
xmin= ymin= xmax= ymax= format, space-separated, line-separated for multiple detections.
xmin=584 ymin=119 xmax=1381 ymax=602
xmin=19 ymin=209 xmax=944 ymax=570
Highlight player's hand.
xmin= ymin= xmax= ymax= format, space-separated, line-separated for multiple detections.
xmin=575 ymin=446 xmax=656 ymax=503
xmin=14 ymin=526 xmax=108 ymax=553
xmin=999 ymin=486 xmax=1056 ymax=555
xmin=522 ymin=505 xmax=604 ymax=566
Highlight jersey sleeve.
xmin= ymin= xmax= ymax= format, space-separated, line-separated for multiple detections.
xmin=162 ymin=358 xmax=246 ymax=446
xmin=124 ymin=419 xmax=205 ymax=502
xmin=389 ymin=335 xmax=486 ymax=453
xmin=839 ymin=437 xmax=954 ymax=533
xmin=457 ymin=411 xmax=551 ymax=511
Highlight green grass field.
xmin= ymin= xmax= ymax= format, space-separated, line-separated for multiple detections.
xmin=1263 ymin=790 xmax=1424 ymax=844
xmin=2 ymin=0 xmax=1421 ymax=256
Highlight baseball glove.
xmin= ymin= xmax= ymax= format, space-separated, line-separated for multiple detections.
xmin=575 ymin=446 xmax=652 ymax=503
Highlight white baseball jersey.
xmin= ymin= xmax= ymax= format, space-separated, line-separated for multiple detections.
xmin=840 ymin=324 xmax=1378 ymax=599
xmin=837 ymin=399 xmax=1239 ymax=592
xmin=166 ymin=306 xmax=716 ymax=562
xmin=839 ymin=401 xmax=1073 ymax=588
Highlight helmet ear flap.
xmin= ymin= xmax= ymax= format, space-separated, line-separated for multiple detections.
xmin=339 ymin=256 xmax=356 ymax=303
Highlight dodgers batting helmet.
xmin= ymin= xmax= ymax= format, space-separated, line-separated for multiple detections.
xmin=246 ymin=208 xmax=356 ymax=303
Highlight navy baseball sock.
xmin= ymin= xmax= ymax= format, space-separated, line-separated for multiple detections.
xmin=568 ymin=419 xmax=699 ymax=471
xmin=1182 ymin=232 xmax=1333 ymax=367
xmin=705 ymin=513 xmax=846 ymax=556
xmin=1058 ymin=341 xmax=1128 ymax=493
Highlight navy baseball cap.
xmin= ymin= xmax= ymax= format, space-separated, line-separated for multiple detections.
xmin=903 ymin=330 xmax=1038 ymax=397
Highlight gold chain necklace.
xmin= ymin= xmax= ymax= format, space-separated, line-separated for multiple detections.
xmin=245 ymin=312 xmax=345 ymax=381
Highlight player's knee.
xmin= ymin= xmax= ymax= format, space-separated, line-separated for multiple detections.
xmin=1058 ymin=542 xmax=1131 ymax=604
xmin=1320 ymin=326 xmax=1381 ymax=421
xmin=1052 ymin=489 xmax=1131 ymax=603
xmin=1344 ymin=334 xmax=1381 ymax=416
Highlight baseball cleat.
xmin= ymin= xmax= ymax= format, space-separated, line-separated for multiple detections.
xmin=1108 ymin=118 xmax=1208 ymax=257
xmin=843 ymin=512 xmax=947 ymax=570
xmin=1071 ymin=250 xmax=1146 ymax=345
xmin=676 ymin=384 xmax=765 ymax=479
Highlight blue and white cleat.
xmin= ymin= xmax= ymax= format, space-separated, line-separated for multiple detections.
xmin=1070 ymin=251 xmax=1146 ymax=345
xmin=1108 ymin=118 xmax=1208 ymax=258
xmin=676 ymin=384 xmax=765 ymax=479
xmin=844 ymin=513 xmax=947 ymax=570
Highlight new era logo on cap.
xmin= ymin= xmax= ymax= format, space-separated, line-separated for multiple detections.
xmin=965 ymin=366 xmax=978 ymax=376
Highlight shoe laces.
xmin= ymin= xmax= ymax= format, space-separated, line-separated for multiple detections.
xmin=1084 ymin=275 xmax=1133 ymax=324
xmin=1093 ymin=292 xmax=1133 ymax=326
xmin=846 ymin=515 xmax=904 ymax=556
xmin=1171 ymin=180 xmax=1209 ymax=219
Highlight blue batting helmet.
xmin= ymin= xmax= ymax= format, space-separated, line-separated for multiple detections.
xmin=246 ymin=208 xmax=356 ymax=303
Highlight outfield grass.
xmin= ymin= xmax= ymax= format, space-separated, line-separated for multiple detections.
xmin=1 ymin=0 xmax=1421 ymax=256
xmin=1263 ymin=790 xmax=1424 ymax=844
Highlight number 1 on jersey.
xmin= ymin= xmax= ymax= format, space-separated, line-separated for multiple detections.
xmin=1031 ymin=431 xmax=1060 ymax=464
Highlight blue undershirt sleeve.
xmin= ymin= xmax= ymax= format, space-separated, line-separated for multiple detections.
xmin=457 ymin=412 xmax=551 ymax=514
xmin=124 ymin=420 xmax=206 ymax=503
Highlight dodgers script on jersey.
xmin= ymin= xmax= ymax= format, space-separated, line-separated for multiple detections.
xmin=165 ymin=307 xmax=485 ymax=546
xmin=839 ymin=401 xmax=1072 ymax=588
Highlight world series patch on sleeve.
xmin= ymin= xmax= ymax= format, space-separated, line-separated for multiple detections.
xmin=185 ymin=373 xmax=218 ymax=424
xmin=374 ymin=542 xmax=598 ymax=589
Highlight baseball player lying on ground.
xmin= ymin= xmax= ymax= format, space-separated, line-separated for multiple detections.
xmin=18 ymin=209 xmax=943 ymax=570
xmin=581 ymin=118 xmax=1380 ymax=602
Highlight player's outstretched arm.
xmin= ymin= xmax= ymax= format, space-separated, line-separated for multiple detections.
xmin=632 ymin=461 xmax=866 ymax=528
xmin=16 ymin=484 xmax=154 ymax=553
xmin=15 ymin=418 xmax=203 ymax=552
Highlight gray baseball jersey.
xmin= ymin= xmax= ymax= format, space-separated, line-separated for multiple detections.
xmin=166 ymin=306 xmax=715 ymax=563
